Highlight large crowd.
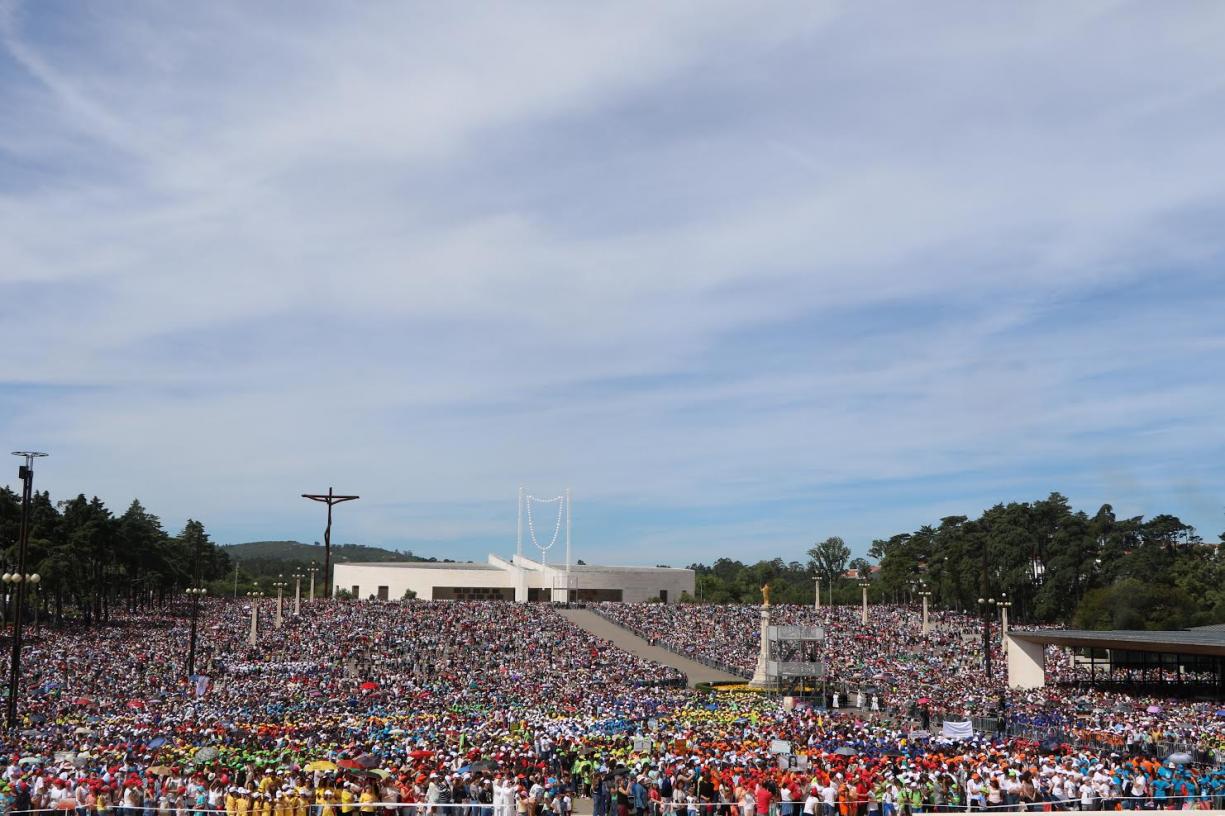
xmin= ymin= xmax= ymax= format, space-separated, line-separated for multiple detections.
xmin=0 ymin=598 xmax=1222 ymax=816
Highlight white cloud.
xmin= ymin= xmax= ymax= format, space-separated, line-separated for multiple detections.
xmin=1 ymin=0 xmax=1224 ymax=560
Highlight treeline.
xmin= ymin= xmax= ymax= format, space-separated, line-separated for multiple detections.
xmin=0 ymin=488 xmax=231 ymax=626
xmin=688 ymin=493 xmax=1225 ymax=630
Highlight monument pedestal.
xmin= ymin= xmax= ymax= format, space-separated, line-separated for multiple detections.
xmin=749 ymin=606 xmax=770 ymax=688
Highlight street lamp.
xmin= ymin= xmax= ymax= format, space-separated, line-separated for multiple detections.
xmin=246 ymin=585 xmax=264 ymax=646
xmin=997 ymin=592 xmax=1012 ymax=652
xmin=812 ymin=576 xmax=822 ymax=611
xmin=185 ymin=587 xmax=207 ymax=676
xmin=858 ymin=580 xmax=871 ymax=625
xmin=292 ymin=572 xmax=305 ymax=616
xmin=307 ymin=563 xmax=319 ymax=602
xmin=917 ymin=583 xmax=933 ymax=636
xmin=272 ymin=575 xmax=288 ymax=629
xmin=7 ymin=449 xmax=46 ymax=730
xmin=978 ymin=596 xmax=997 ymax=680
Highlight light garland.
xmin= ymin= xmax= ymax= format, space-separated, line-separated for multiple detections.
xmin=525 ymin=494 xmax=565 ymax=554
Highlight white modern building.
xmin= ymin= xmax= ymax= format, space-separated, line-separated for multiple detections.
xmin=333 ymin=553 xmax=694 ymax=603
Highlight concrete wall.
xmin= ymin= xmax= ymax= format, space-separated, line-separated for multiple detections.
xmin=333 ymin=564 xmax=513 ymax=601
xmin=1006 ymin=634 xmax=1047 ymax=689
xmin=332 ymin=557 xmax=695 ymax=604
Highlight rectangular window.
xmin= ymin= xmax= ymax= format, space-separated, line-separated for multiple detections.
xmin=377 ymin=585 xmax=389 ymax=601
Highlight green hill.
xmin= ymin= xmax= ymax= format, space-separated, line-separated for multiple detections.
xmin=223 ymin=540 xmax=427 ymax=563
xmin=221 ymin=540 xmax=439 ymax=582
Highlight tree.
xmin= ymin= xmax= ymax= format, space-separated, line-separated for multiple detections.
xmin=808 ymin=536 xmax=850 ymax=583
xmin=848 ymin=557 xmax=873 ymax=577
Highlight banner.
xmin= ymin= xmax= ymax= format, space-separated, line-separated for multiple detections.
xmin=942 ymin=720 xmax=973 ymax=740
xmin=194 ymin=675 xmax=210 ymax=698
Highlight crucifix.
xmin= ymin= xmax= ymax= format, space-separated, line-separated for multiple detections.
xmin=301 ymin=487 xmax=359 ymax=599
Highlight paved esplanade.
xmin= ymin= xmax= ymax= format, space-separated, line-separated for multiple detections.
xmin=558 ymin=607 xmax=744 ymax=686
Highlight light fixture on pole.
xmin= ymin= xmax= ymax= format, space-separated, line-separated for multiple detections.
xmin=812 ymin=576 xmax=821 ymax=611
xmin=272 ymin=575 xmax=288 ymax=629
xmin=858 ymin=580 xmax=871 ymax=625
xmin=307 ymin=563 xmax=319 ymax=603
xmin=7 ymin=450 xmax=46 ymax=730
xmin=997 ymin=592 xmax=1012 ymax=652
xmin=917 ymin=583 xmax=933 ymax=635
xmin=292 ymin=572 xmax=305 ymax=616
xmin=185 ymin=587 xmax=207 ymax=676
xmin=246 ymin=585 xmax=264 ymax=646
xmin=978 ymin=596 xmax=997 ymax=679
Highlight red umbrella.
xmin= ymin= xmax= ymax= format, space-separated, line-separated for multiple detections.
xmin=56 ymin=800 xmax=79 ymax=810
xmin=337 ymin=759 xmax=362 ymax=770
xmin=126 ymin=700 xmax=146 ymax=710
xmin=73 ymin=698 xmax=91 ymax=706
xmin=360 ymin=682 xmax=379 ymax=691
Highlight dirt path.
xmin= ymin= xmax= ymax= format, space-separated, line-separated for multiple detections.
xmin=557 ymin=607 xmax=746 ymax=687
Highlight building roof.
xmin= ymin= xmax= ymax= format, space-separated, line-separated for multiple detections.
xmin=1009 ymin=628 xmax=1225 ymax=657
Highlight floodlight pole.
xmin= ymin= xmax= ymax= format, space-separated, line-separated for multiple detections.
xmin=8 ymin=451 xmax=47 ymax=731
xmin=301 ymin=488 xmax=359 ymax=599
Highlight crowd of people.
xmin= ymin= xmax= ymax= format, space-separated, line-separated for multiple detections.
xmin=0 ymin=597 xmax=1221 ymax=816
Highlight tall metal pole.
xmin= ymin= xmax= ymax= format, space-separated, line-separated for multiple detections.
xmin=859 ymin=581 xmax=870 ymax=625
xmin=565 ymin=487 xmax=571 ymax=602
xmin=293 ymin=573 xmax=303 ymax=616
xmin=8 ymin=451 xmax=46 ymax=730
xmin=302 ymin=488 xmax=359 ymax=599
xmin=516 ymin=486 xmax=524 ymax=559
xmin=813 ymin=577 xmax=820 ymax=611
xmin=308 ymin=564 xmax=318 ymax=602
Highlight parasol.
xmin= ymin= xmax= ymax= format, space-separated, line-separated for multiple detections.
xmin=470 ymin=759 xmax=498 ymax=773
xmin=832 ymin=746 xmax=857 ymax=757
xmin=1146 ymin=705 xmax=1162 ymax=714
xmin=360 ymin=682 xmax=379 ymax=691
xmin=354 ymin=754 xmax=380 ymax=769
xmin=305 ymin=760 xmax=337 ymax=772
xmin=55 ymin=800 xmax=78 ymax=810
xmin=72 ymin=697 xmax=91 ymax=706
xmin=1166 ymin=752 xmax=1193 ymax=765
xmin=126 ymin=700 xmax=146 ymax=710
xmin=148 ymin=766 xmax=174 ymax=776
xmin=147 ymin=737 xmax=167 ymax=749
xmin=193 ymin=747 xmax=219 ymax=764
xmin=18 ymin=757 xmax=45 ymax=766
xmin=337 ymin=759 xmax=363 ymax=770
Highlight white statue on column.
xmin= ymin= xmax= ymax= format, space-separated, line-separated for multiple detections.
xmin=748 ymin=584 xmax=772 ymax=689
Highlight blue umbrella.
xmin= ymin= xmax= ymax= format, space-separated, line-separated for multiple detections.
xmin=148 ymin=737 xmax=167 ymax=749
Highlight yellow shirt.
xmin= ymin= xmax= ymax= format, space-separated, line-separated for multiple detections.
xmin=225 ymin=794 xmax=236 ymax=816
xmin=295 ymin=795 xmax=310 ymax=816
xmin=236 ymin=796 xmax=252 ymax=816
xmin=340 ymin=789 xmax=355 ymax=814
xmin=359 ymin=790 xmax=377 ymax=813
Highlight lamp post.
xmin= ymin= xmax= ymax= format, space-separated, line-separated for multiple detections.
xmin=998 ymin=593 xmax=1012 ymax=652
xmin=272 ymin=575 xmax=288 ymax=629
xmin=917 ymin=584 xmax=933 ymax=636
xmin=859 ymin=580 xmax=871 ymax=625
xmin=812 ymin=576 xmax=821 ymax=611
xmin=7 ymin=450 xmax=47 ymax=730
xmin=185 ymin=587 xmax=207 ymax=676
xmin=978 ymin=596 xmax=997 ymax=680
xmin=247 ymin=586 xmax=264 ymax=646
xmin=292 ymin=572 xmax=304 ymax=616
xmin=307 ymin=563 xmax=319 ymax=602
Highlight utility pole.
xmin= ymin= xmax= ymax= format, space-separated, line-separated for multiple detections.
xmin=307 ymin=563 xmax=319 ymax=602
xmin=292 ymin=572 xmax=304 ymax=616
xmin=301 ymin=488 xmax=359 ymax=599
xmin=8 ymin=451 xmax=47 ymax=730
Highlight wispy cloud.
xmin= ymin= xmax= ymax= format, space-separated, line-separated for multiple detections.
xmin=2 ymin=1 xmax=1223 ymax=561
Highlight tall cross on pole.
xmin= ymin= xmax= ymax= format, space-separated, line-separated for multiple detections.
xmin=301 ymin=487 xmax=359 ymax=599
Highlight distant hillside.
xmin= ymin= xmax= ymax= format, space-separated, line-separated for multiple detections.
xmin=223 ymin=540 xmax=429 ymax=563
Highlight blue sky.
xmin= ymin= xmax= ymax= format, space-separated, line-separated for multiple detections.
xmin=2 ymin=1 xmax=1223 ymax=565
